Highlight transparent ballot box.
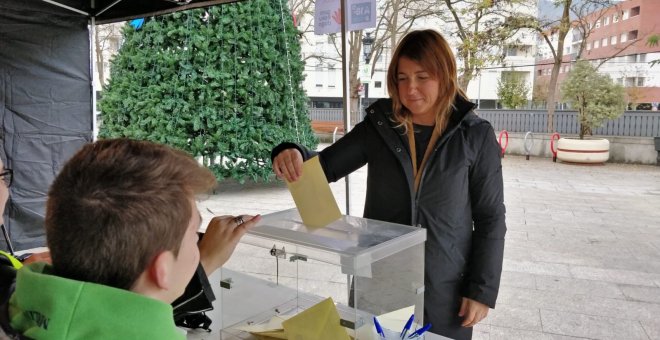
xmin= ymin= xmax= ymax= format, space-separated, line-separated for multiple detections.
xmin=219 ymin=208 xmax=426 ymax=339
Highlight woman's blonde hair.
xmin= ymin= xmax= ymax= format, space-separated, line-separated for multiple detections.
xmin=387 ymin=29 xmax=466 ymax=133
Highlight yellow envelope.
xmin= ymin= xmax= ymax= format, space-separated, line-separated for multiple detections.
xmin=286 ymin=156 xmax=341 ymax=228
xmin=282 ymin=298 xmax=351 ymax=340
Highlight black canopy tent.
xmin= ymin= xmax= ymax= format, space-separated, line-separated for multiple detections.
xmin=0 ymin=0 xmax=239 ymax=251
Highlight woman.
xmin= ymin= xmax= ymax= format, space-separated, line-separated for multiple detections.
xmin=272 ymin=29 xmax=506 ymax=339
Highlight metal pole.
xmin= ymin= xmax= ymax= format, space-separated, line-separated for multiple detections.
xmin=340 ymin=0 xmax=351 ymax=215
xmin=91 ymin=17 xmax=98 ymax=141
xmin=477 ymin=72 xmax=482 ymax=109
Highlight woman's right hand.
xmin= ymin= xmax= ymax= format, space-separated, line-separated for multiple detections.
xmin=273 ymin=148 xmax=304 ymax=182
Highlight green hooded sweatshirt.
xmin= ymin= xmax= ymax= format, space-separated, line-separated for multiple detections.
xmin=9 ymin=263 xmax=185 ymax=340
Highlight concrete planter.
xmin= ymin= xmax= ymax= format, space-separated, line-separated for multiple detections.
xmin=557 ymin=137 xmax=610 ymax=164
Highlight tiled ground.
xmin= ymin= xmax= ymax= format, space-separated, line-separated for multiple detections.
xmin=198 ymin=151 xmax=660 ymax=340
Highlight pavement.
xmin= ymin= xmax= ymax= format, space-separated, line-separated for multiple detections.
xmin=198 ymin=150 xmax=660 ymax=340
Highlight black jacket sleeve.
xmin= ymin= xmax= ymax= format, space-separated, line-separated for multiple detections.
xmin=462 ymin=122 xmax=507 ymax=308
xmin=271 ymin=121 xmax=370 ymax=183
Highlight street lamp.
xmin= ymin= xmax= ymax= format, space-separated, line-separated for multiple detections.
xmin=361 ymin=32 xmax=375 ymax=111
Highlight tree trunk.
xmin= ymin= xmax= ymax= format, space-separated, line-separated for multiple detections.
xmin=546 ymin=59 xmax=561 ymax=133
xmin=94 ymin=27 xmax=105 ymax=87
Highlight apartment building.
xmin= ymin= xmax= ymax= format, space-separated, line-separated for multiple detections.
xmin=535 ymin=0 xmax=660 ymax=109
xmin=301 ymin=3 xmax=538 ymax=110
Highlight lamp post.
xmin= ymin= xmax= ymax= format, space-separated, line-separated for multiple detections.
xmin=361 ymin=32 xmax=374 ymax=117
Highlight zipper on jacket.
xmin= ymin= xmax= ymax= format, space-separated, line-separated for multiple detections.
xmin=412 ymin=122 xmax=465 ymax=226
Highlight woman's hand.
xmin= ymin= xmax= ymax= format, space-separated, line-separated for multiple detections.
xmin=272 ymin=148 xmax=304 ymax=182
xmin=198 ymin=214 xmax=261 ymax=275
xmin=459 ymin=297 xmax=489 ymax=327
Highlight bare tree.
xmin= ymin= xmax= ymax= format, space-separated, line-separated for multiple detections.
xmin=302 ymin=0 xmax=436 ymax=114
xmin=94 ymin=23 xmax=123 ymax=87
xmin=511 ymin=0 xmax=620 ymax=132
xmin=428 ymin=0 xmax=537 ymax=91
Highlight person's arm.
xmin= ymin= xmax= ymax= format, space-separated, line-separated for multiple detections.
xmin=198 ymin=214 xmax=261 ymax=276
xmin=463 ymin=122 xmax=507 ymax=308
xmin=271 ymin=121 xmax=370 ymax=183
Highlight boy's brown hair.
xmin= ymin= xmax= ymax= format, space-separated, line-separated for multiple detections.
xmin=45 ymin=139 xmax=216 ymax=290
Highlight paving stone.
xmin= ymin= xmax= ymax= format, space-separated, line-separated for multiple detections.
xmin=488 ymin=305 xmax=542 ymax=331
xmin=488 ymin=325 xmax=587 ymax=340
xmin=499 ymin=271 xmax=536 ymax=289
xmin=503 ymin=259 xmax=572 ymax=278
xmin=619 ymin=284 xmax=660 ymax=303
xmin=200 ymin=153 xmax=660 ymax=338
xmin=540 ymin=309 xmax=649 ymax=339
xmin=570 ymin=266 xmax=660 ymax=287
xmin=535 ymin=276 xmax=624 ymax=299
xmin=640 ymin=320 xmax=660 ymax=340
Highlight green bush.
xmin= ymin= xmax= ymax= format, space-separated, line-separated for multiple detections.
xmin=561 ymin=61 xmax=626 ymax=139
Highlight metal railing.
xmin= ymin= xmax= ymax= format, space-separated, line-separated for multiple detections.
xmin=476 ymin=110 xmax=660 ymax=137
xmin=308 ymin=108 xmax=660 ymax=137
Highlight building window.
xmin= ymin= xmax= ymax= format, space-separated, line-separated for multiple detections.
xmin=374 ymin=81 xmax=382 ymax=88
xmin=625 ymin=77 xmax=635 ymax=87
xmin=638 ymin=53 xmax=646 ymax=62
xmin=594 ymin=40 xmax=600 ymax=48
xmin=315 ymin=65 xmax=323 ymax=87
xmin=620 ymin=33 xmax=627 ymax=43
xmin=586 ymin=42 xmax=592 ymax=50
xmin=613 ymin=13 xmax=619 ymax=23
xmin=636 ymin=77 xmax=644 ymax=87
xmin=506 ymin=46 xmax=521 ymax=57
xmin=623 ymin=9 xmax=629 ymax=20
xmin=538 ymin=69 xmax=543 ymax=76
xmin=628 ymin=30 xmax=638 ymax=40
xmin=595 ymin=19 xmax=601 ymax=28
xmin=327 ymin=64 xmax=336 ymax=88
xmin=630 ymin=6 xmax=640 ymax=17
xmin=604 ymin=16 xmax=610 ymax=25
xmin=610 ymin=36 xmax=617 ymax=45
xmin=602 ymin=38 xmax=608 ymax=47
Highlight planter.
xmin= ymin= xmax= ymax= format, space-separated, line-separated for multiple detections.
xmin=556 ymin=137 xmax=610 ymax=164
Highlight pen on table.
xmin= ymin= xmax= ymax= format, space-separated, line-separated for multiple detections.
xmin=407 ymin=323 xmax=432 ymax=339
xmin=373 ymin=316 xmax=386 ymax=338
xmin=400 ymin=314 xmax=414 ymax=339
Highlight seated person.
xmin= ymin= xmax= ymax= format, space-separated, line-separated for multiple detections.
xmin=3 ymin=138 xmax=260 ymax=339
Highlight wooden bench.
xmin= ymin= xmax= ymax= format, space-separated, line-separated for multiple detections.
xmin=311 ymin=121 xmax=345 ymax=134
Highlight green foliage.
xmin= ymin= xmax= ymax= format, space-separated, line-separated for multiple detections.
xmin=497 ymin=72 xmax=529 ymax=109
xmin=561 ymin=61 xmax=626 ymax=139
xmin=99 ymin=1 xmax=317 ymax=183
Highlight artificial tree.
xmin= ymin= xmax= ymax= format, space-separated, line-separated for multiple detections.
xmin=99 ymin=0 xmax=317 ymax=183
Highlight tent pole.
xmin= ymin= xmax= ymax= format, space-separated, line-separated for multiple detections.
xmin=90 ymin=17 xmax=98 ymax=141
xmin=96 ymin=0 xmax=124 ymax=16
xmin=41 ymin=0 xmax=88 ymax=15
xmin=339 ymin=0 xmax=351 ymax=216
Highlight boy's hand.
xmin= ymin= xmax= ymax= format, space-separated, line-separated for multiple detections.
xmin=198 ymin=214 xmax=261 ymax=275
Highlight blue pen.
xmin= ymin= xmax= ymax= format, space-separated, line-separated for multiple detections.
xmin=400 ymin=314 xmax=414 ymax=339
xmin=408 ymin=323 xmax=432 ymax=339
xmin=373 ymin=316 xmax=386 ymax=338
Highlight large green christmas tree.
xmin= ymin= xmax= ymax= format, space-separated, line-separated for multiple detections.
xmin=99 ymin=1 xmax=317 ymax=182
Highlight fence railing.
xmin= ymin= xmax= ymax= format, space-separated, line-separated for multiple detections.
xmin=308 ymin=108 xmax=660 ymax=137
xmin=476 ymin=110 xmax=660 ymax=137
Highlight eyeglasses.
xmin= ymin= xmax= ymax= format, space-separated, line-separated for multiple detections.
xmin=0 ymin=169 xmax=13 ymax=188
